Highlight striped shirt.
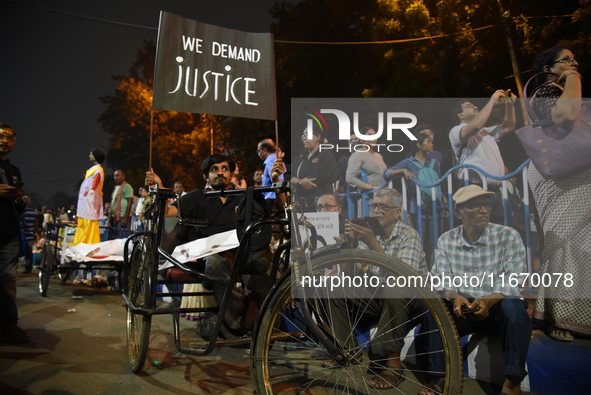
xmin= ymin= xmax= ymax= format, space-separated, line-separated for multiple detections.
xmin=431 ymin=223 xmax=526 ymax=298
xmin=20 ymin=208 xmax=38 ymax=241
xmin=358 ymin=221 xmax=427 ymax=273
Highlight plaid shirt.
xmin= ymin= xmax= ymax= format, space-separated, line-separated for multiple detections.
xmin=431 ymin=223 xmax=526 ymax=298
xmin=358 ymin=221 xmax=427 ymax=273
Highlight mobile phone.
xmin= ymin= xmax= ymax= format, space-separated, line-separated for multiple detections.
xmin=351 ymin=217 xmax=387 ymax=238
xmin=363 ymin=216 xmax=387 ymax=238
xmin=351 ymin=218 xmax=369 ymax=227
xmin=13 ymin=181 xmax=25 ymax=188
xmin=461 ymin=306 xmax=481 ymax=314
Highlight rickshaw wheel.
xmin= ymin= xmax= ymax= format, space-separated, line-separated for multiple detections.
xmin=126 ymin=237 xmax=155 ymax=373
xmin=252 ymin=248 xmax=463 ymax=395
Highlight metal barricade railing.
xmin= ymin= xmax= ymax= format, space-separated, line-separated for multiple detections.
xmin=340 ymin=160 xmax=534 ymax=274
xmin=341 ymin=170 xmax=388 ymax=219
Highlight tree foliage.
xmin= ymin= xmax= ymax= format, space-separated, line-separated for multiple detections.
xmin=98 ymin=1 xmax=590 ymax=185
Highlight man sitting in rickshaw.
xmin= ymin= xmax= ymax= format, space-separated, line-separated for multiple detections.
xmin=146 ymin=154 xmax=273 ymax=338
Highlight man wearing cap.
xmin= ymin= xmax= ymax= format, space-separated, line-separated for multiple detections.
xmin=0 ymin=123 xmax=30 ymax=343
xmin=419 ymin=185 xmax=530 ymax=395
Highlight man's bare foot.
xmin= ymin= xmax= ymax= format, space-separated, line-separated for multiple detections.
xmin=369 ymin=368 xmax=404 ymax=389
xmin=501 ymin=376 xmax=521 ymax=395
xmin=369 ymin=352 xmax=404 ymax=389
xmin=418 ymin=377 xmax=445 ymax=395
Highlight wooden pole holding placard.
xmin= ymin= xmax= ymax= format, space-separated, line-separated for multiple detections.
xmin=275 ymin=121 xmax=279 ymax=152
xmin=148 ymin=110 xmax=154 ymax=172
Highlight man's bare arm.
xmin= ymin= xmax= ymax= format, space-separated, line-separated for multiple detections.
xmin=498 ymin=93 xmax=517 ymax=139
xmin=459 ymin=90 xmax=506 ymax=142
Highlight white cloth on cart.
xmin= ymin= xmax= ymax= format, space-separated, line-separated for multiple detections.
xmin=64 ymin=239 xmax=128 ymax=262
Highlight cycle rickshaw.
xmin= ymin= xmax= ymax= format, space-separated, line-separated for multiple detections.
xmin=122 ymin=182 xmax=463 ymax=394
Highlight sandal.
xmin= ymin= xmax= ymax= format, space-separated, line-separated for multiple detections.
xmin=546 ymin=324 xmax=574 ymax=342
xmin=369 ymin=367 xmax=405 ymax=389
xmin=418 ymin=377 xmax=445 ymax=395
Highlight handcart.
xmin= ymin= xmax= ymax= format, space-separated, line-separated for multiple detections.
xmin=38 ymin=222 xmax=132 ymax=296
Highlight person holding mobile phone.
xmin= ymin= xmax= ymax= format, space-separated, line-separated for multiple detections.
xmin=420 ymin=185 xmax=530 ymax=395
xmin=0 ymin=123 xmax=30 ymax=344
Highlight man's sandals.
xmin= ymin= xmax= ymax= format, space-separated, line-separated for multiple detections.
xmin=418 ymin=377 xmax=445 ymax=395
xmin=369 ymin=367 xmax=406 ymax=389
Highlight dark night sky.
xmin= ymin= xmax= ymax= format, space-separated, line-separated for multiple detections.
xmin=2 ymin=0 xmax=280 ymax=203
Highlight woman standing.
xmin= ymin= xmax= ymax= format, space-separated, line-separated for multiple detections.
xmin=529 ymin=45 xmax=590 ymax=341
xmin=291 ymin=127 xmax=336 ymax=211
xmin=528 ymin=46 xmax=591 ymax=341
xmin=345 ymin=127 xmax=388 ymax=192
xmin=73 ymin=149 xmax=105 ymax=246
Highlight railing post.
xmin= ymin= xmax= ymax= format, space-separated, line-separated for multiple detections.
xmin=416 ymin=183 xmax=423 ymax=239
xmin=401 ymin=178 xmax=408 ymax=225
xmin=502 ymin=180 xmax=509 ymax=226
xmin=447 ymin=175 xmax=454 ymax=230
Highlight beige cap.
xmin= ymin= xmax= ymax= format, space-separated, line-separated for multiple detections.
xmin=453 ymin=184 xmax=495 ymax=206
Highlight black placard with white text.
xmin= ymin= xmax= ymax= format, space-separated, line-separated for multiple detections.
xmin=152 ymin=11 xmax=277 ymax=120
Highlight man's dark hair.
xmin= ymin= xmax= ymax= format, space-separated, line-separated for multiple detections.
xmin=0 ymin=123 xmax=15 ymax=136
xmin=259 ymin=139 xmax=276 ymax=153
xmin=318 ymin=193 xmax=342 ymax=208
xmin=451 ymin=99 xmax=470 ymax=124
xmin=201 ymin=154 xmax=235 ymax=176
xmin=91 ymin=149 xmax=105 ymax=164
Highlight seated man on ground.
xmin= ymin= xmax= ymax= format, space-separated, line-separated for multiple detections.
xmin=146 ymin=154 xmax=273 ymax=338
xmin=420 ymin=185 xmax=530 ymax=395
xmin=328 ymin=188 xmax=427 ymax=389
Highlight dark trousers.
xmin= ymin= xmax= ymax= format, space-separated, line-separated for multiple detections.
xmin=329 ymin=287 xmax=425 ymax=365
xmin=0 ymin=237 xmax=20 ymax=327
xmin=423 ymin=297 xmax=531 ymax=380
xmin=24 ymin=241 xmax=33 ymax=272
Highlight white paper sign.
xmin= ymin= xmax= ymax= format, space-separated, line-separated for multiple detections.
xmin=298 ymin=212 xmax=340 ymax=247
xmin=171 ymin=229 xmax=239 ymax=264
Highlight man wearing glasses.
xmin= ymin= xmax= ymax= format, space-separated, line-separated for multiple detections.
xmin=0 ymin=124 xmax=30 ymax=344
xmin=420 ymin=185 xmax=530 ymax=395
xmin=327 ymin=188 xmax=427 ymax=389
xmin=450 ymin=91 xmax=517 ymax=188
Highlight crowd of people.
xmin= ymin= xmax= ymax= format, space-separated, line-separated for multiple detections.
xmin=1 ymin=43 xmax=589 ymax=395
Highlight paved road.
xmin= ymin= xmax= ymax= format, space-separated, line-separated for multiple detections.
xmin=1 ymin=270 xmax=537 ymax=395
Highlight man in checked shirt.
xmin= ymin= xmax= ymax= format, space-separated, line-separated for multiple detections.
xmin=420 ymin=184 xmax=530 ymax=395
xmin=325 ymin=188 xmax=428 ymax=389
